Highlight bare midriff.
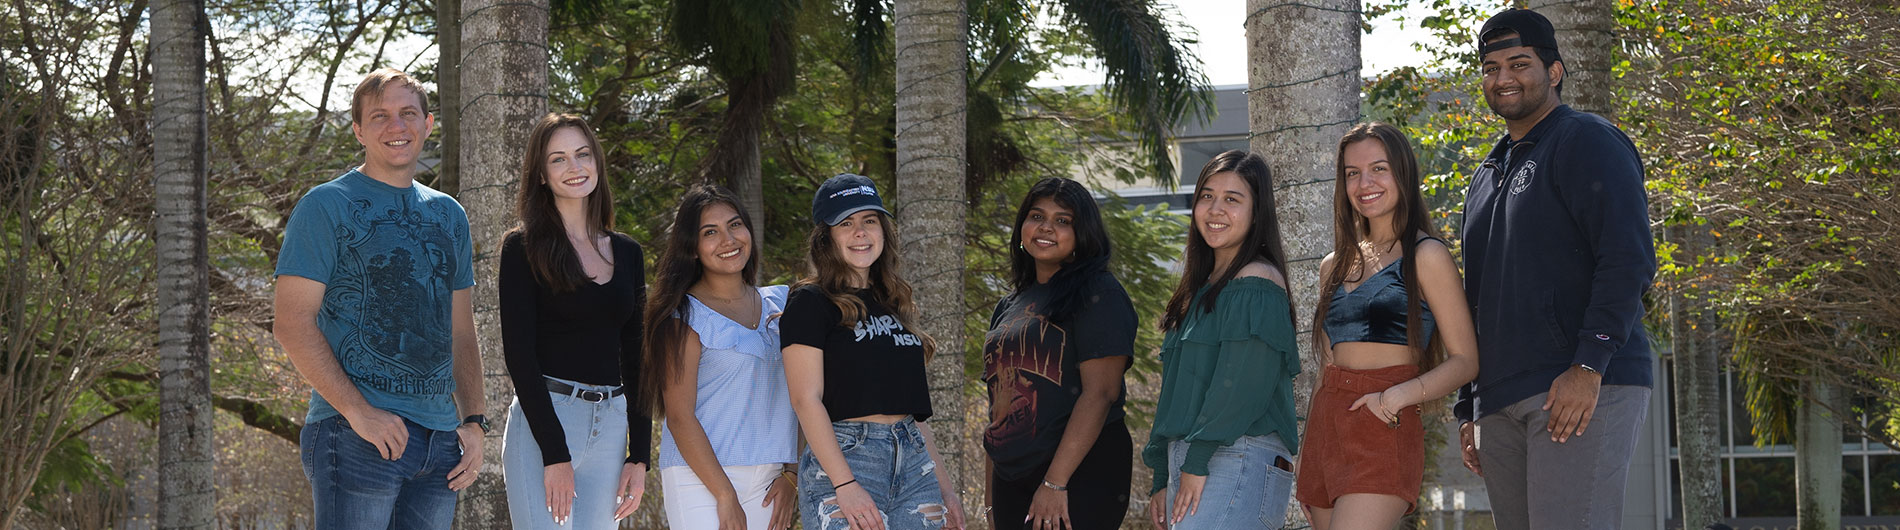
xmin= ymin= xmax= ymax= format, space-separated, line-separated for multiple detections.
xmin=841 ymin=413 xmax=910 ymax=424
xmin=1330 ymin=341 xmax=1417 ymax=371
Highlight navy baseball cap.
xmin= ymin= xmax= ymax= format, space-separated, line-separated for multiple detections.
xmin=1478 ymin=8 xmax=1560 ymax=58
xmin=811 ymin=173 xmax=891 ymax=226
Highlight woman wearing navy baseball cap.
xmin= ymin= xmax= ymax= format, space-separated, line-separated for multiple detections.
xmin=781 ymin=174 xmax=967 ymax=530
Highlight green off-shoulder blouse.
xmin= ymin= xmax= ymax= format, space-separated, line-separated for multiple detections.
xmin=1141 ymin=276 xmax=1302 ymax=496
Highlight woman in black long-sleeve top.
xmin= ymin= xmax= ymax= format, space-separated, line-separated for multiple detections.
xmin=499 ymin=113 xmax=651 ymax=529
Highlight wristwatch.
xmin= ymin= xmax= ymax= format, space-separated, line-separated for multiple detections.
xmin=463 ymin=414 xmax=490 ymax=434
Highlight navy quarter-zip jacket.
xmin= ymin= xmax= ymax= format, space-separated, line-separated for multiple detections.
xmin=1454 ymin=104 xmax=1656 ymax=422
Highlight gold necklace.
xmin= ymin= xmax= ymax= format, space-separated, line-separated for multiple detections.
xmin=1358 ymin=238 xmax=1399 ymax=275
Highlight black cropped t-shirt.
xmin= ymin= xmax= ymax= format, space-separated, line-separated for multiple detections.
xmin=780 ymin=284 xmax=934 ymax=422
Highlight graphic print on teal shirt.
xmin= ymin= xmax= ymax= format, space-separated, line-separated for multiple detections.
xmin=276 ymin=169 xmax=475 ymax=431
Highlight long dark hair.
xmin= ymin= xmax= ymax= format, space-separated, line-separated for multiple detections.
xmin=640 ymin=185 xmax=759 ymax=414
xmin=1159 ymin=150 xmax=1294 ymax=332
xmin=1007 ymin=177 xmax=1112 ymax=321
xmin=794 ymin=211 xmax=936 ymax=361
xmin=504 ymin=113 xmax=614 ymax=292
xmin=1314 ymin=122 xmax=1445 ymax=371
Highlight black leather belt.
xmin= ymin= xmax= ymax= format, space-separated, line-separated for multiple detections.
xmin=546 ymin=378 xmax=624 ymax=402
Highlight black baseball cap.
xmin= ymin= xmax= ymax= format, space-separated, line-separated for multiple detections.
xmin=1478 ymin=8 xmax=1560 ymax=58
xmin=811 ymin=173 xmax=891 ymax=226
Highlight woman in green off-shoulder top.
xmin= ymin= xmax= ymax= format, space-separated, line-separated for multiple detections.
xmin=1142 ymin=150 xmax=1301 ymax=530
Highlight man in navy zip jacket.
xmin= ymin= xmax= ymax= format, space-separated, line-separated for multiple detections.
xmin=1453 ymin=9 xmax=1656 ymax=530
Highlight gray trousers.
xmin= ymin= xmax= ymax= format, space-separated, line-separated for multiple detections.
xmin=1475 ymin=385 xmax=1651 ymax=530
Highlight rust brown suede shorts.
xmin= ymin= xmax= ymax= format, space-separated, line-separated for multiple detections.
xmin=1295 ymin=363 xmax=1424 ymax=512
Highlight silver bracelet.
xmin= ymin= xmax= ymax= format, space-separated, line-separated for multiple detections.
xmin=1040 ymin=480 xmax=1068 ymax=492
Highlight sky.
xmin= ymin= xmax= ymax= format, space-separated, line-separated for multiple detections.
xmin=1031 ymin=0 xmax=1449 ymax=88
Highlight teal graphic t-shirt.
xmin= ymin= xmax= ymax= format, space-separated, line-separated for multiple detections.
xmin=275 ymin=169 xmax=475 ymax=432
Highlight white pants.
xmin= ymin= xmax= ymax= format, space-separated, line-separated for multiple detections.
xmin=661 ymin=463 xmax=785 ymax=529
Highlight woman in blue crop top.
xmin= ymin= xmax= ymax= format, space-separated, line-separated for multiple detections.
xmin=642 ymin=185 xmax=799 ymax=530
xmin=781 ymin=174 xmax=966 ymax=530
xmin=1143 ymin=150 xmax=1301 ymax=530
xmin=1294 ymin=123 xmax=1479 ymax=530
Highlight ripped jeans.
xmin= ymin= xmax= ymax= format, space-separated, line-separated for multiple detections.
xmin=799 ymin=417 xmax=947 ymax=530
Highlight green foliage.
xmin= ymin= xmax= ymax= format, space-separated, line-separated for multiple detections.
xmin=1619 ymin=0 xmax=1900 ymax=447
xmin=24 ymin=437 xmax=119 ymax=513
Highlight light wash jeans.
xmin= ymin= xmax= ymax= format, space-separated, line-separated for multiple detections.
xmin=503 ymin=377 xmax=631 ymax=530
xmin=661 ymin=463 xmax=784 ymax=529
xmin=300 ymin=414 xmax=461 ymax=530
xmin=798 ymin=417 xmax=949 ymax=530
xmin=1161 ymin=434 xmax=1296 ymax=529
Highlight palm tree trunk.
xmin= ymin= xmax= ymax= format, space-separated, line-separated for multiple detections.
xmin=1243 ymin=5 xmax=1357 ymax=523
xmin=434 ymin=0 xmax=461 ymax=195
xmin=1668 ymin=225 xmax=1724 ymax=528
xmin=1794 ymin=371 xmax=1844 ymax=530
xmin=704 ymin=75 xmax=767 ymax=226
xmin=1527 ymin=0 xmax=1618 ymax=119
xmin=153 ymin=0 xmax=215 ymax=526
xmin=894 ymin=0 xmax=969 ymax=506
xmin=457 ymin=0 xmax=547 ymax=526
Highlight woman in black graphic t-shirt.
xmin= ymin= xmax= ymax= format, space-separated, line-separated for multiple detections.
xmin=981 ymin=178 xmax=1137 ymax=530
xmin=781 ymin=173 xmax=966 ymax=530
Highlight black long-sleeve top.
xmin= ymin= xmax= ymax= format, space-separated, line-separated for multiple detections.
xmin=499 ymin=231 xmax=651 ymax=465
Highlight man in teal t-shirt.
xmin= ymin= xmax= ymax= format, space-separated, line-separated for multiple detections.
xmin=272 ymin=68 xmax=486 ymax=530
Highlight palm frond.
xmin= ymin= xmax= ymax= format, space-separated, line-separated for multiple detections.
xmin=1053 ymin=0 xmax=1214 ymax=186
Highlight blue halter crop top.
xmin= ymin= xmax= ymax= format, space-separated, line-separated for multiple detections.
xmin=1323 ymin=249 xmax=1437 ymax=348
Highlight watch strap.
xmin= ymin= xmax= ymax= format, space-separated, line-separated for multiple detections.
xmin=463 ymin=414 xmax=490 ymax=433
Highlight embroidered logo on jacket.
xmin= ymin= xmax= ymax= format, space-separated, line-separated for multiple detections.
xmin=1509 ymin=160 xmax=1537 ymax=195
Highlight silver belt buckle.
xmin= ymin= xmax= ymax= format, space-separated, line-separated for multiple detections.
xmin=579 ymin=389 xmax=607 ymax=402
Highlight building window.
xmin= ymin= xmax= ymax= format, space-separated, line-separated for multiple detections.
xmin=1874 ymin=455 xmax=1900 ymax=515
xmin=1661 ymin=357 xmax=1900 ymax=522
xmin=1176 ymin=137 xmax=1249 ymax=190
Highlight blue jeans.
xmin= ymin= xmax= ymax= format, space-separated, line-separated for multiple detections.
xmin=798 ymin=417 xmax=948 ymax=530
xmin=503 ymin=379 xmax=632 ymax=530
xmin=1161 ymin=434 xmax=1295 ymax=529
xmin=300 ymin=414 xmax=461 ymax=530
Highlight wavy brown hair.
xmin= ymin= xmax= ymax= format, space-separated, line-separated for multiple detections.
xmin=640 ymin=185 xmax=758 ymax=414
xmin=1159 ymin=150 xmax=1294 ymax=332
xmin=793 ymin=212 xmax=936 ymax=361
xmin=503 ymin=113 xmax=614 ymax=293
xmin=1312 ymin=122 xmax=1445 ymax=372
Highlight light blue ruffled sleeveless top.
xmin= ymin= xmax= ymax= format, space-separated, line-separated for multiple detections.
xmin=657 ymin=285 xmax=799 ymax=468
